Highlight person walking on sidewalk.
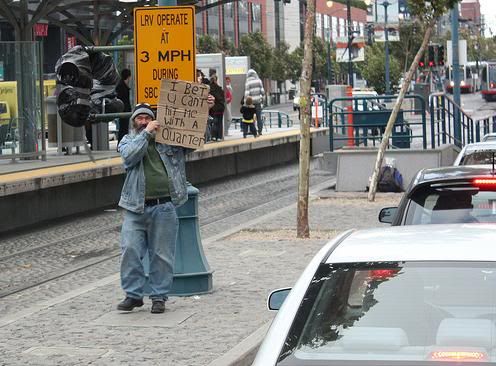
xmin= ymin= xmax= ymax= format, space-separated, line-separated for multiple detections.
xmin=224 ymin=76 xmax=233 ymax=136
xmin=208 ymin=75 xmax=225 ymax=141
xmin=240 ymin=96 xmax=258 ymax=138
xmin=117 ymin=103 xmax=190 ymax=314
xmin=244 ymin=69 xmax=265 ymax=135
xmin=115 ymin=68 xmax=132 ymax=144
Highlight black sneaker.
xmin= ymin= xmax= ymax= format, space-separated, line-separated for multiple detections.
xmin=151 ymin=300 xmax=166 ymax=314
xmin=117 ymin=297 xmax=144 ymax=311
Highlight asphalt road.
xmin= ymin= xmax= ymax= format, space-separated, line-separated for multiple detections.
xmin=461 ymin=91 xmax=496 ymax=120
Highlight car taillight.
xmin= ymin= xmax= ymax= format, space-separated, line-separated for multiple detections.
xmin=429 ymin=351 xmax=488 ymax=362
xmin=369 ymin=269 xmax=399 ymax=280
xmin=491 ymin=82 xmax=496 ymax=89
xmin=473 ymin=178 xmax=496 ymax=187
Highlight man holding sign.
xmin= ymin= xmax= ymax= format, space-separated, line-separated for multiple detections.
xmin=117 ymin=82 xmax=211 ymax=314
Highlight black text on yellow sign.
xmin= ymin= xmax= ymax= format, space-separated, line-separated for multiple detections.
xmin=134 ymin=6 xmax=196 ymax=107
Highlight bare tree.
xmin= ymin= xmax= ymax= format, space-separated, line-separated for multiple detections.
xmin=368 ymin=0 xmax=459 ymax=202
xmin=296 ymin=0 xmax=316 ymax=238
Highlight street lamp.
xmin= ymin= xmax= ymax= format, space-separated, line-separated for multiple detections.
xmin=325 ymin=1 xmax=345 ymax=85
xmin=326 ymin=0 xmax=370 ymax=87
xmin=380 ymin=0 xmax=391 ymax=94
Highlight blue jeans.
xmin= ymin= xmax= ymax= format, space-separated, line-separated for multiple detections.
xmin=120 ymin=202 xmax=178 ymax=300
xmin=254 ymin=103 xmax=263 ymax=134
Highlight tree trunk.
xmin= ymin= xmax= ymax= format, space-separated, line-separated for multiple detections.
xmin=368 ymin=19 xmax=435 ymax=202
xmin=296 ymin=0 xmax=316 ymax=238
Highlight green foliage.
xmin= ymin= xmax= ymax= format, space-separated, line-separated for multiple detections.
xmin=285 ymin=38 xmax=327 ymax=84
xmin=117 ymin=35 xmax=133 ymax=45
xmin=357 ymin=43 xmax=401 ymax=94
xmin=436 ymin=28 xmax=496 ymax=63
xmin=272 ymin=42 xmax=291 ymax=83
xmin=407 ymin=0 xmax=459 ymax=22
xmin=390 ymin=21 xmax=425 ymax=72
xmin=312 ymin=37 xmax=327 ymax=81
xmin=287 ymin=47 xmax=304 ymax=83
xmin=239 ymin=32 xmax=273 ymax=79
xmin=220 ymin=38 xmax=236 ymax=56
xmin=197 ymin=34 xmax=220 ymax=54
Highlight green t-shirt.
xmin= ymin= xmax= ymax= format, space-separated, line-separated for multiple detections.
xmin=144 ymin=140 xmax=170 ymax=199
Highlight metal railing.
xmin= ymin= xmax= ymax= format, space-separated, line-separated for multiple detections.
xmin=328 ymin=94 xmax=427 ymax=151
xmin=261 ymin=110 xmax=293 ymax=128
xmin=429 ymin=92 xmax=496 ymax=148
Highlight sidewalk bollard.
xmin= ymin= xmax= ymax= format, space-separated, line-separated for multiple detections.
xmin=171 ymin=184 xmax=213 ymax=296
xmin=142 ymin=185 xmax=213 ymax=297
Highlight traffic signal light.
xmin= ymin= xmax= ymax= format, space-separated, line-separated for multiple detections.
xmin=438 ymin=45 xmax=445 ymax=66
xmin=56 ymin=46 xmax=123 ymax=127
xmin=418 ymin=57 xmax=425 ymax=68
xmin=428 ymin=45 xmax=435 ymax=67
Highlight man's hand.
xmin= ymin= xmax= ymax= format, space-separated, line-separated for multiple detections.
xmin=207 ymin=94 xmax=215 ymax=109
xmin=145 ymin=120 xmax=160 ymax=133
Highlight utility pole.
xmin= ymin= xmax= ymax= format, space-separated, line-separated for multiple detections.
xmin=347 ymin=0 xmax=353 ymax=87
xmin=383 ymin=1 xmax=391 ymax=94
xmin=451 ymin=4 xmax=461 ymax=146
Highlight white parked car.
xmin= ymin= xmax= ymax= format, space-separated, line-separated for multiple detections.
xmin=453 ymin=141 xmax=496 ymax=166
xmin=482 ymin=133 xmax=496 ymax=142
xmin=253 ymin=224 xmax=496 ymax=365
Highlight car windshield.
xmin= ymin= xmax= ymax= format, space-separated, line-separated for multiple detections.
xmin=459 ymin=150 xmax=496 ymax=165
xmin=0 ymin=103 xmax=6 ymax=114
xmin=277 ymin=261 xmax=496 ymax=366
xmin=404 ymin=184 xmax=496 ymax=225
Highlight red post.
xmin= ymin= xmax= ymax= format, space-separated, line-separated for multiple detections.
xmin=347 ymin=86 xmax=354 ymax=146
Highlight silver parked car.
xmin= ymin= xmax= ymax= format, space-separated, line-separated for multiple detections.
xmin=254 ymin=224 xmax=496 ymax=365
xmin=454 ymin=141 xmax=496 ymax=166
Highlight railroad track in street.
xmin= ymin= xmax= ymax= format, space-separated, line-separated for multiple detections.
xmin=0 ymin=163 xmax=333 ymax=300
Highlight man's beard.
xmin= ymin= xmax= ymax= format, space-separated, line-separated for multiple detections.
xmin=135 ymin=123 xmax=147 ymax=132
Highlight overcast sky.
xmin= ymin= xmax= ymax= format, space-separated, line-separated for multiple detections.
xmin=479 ymin=0 xmax=496 ymax=37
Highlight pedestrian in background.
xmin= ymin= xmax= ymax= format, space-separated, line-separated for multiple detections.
xmin=208 ymin=75 xmax=225 ymax=141
xmin=224 ymin=76 xmax=233 ymax=136
xmin=240 ymin=96 xmax=258 ymax=138
xmin=117 ymin=103 xmax=190 ymax=314
xmin=115 ymin=68 xmax=132 ymax=144
xmin=244 ymin=69 xmax=265 ymax=135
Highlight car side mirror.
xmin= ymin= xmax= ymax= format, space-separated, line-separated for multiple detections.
xmin=268 ymin=288 xmax=291 ymax=311
xmin=379 ymin=207 xmax=397 ymax=224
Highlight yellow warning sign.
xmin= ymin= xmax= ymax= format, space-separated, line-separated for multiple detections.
xmin=134 ymin=6 xmax=196 ymax=107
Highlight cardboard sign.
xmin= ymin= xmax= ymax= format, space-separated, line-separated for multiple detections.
xmin=156 ymin=79 xmax=210 ymax=149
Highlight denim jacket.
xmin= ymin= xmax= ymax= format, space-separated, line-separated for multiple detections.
xmin=118 ymin=129 xmax=189 ymax=213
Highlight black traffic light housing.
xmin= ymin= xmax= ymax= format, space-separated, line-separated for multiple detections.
xmin=56 ymin=46 xmax=123 ymax=127
xmin=438 ymin=45 xmax=445 ymax=66
xmin=428 ymin=45 xmax=435 ymax=67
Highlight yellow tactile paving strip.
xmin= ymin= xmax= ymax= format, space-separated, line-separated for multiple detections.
xmin=0 ymin=128 xmax=325 ymax=185
xmin=0 ymin=157 xmax=123 ymax=184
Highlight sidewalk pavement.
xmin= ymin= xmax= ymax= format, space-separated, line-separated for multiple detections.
xmin=0 ymin=186 xmax=401 ymax=366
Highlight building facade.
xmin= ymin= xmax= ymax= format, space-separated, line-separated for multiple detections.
xmin=195 ymin=0 xmax=366 ymax=50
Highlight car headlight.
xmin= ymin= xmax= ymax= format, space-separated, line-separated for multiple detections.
xmin=460 ymin=81 xmax=466 ymax=86
xmin=450 ymin=81 xmax=454 ymax=87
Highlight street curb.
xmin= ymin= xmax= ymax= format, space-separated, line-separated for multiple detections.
xmin=206 ymin=322 xmax=271 ymax=366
